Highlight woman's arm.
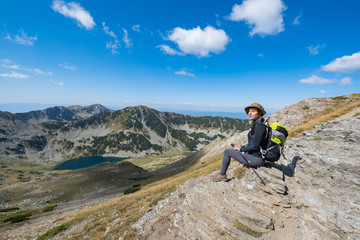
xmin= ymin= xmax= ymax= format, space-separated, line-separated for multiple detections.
xmin=240 ymin=124 xmax=266 ymax=153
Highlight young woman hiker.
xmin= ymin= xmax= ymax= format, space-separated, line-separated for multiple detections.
xmin=211 ymin=103 xmax=267 ymax=182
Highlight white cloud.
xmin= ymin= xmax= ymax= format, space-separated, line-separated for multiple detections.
xmin=0 ymin=60 xmax=54 ymax=78
xmin=59 ymin=63 xmax=76 ymax=71
xmin=102 ymin=22 xmax=117 ymax=38
xmin=51 ymin=0 xmax=95 ymax=30
xmin=228 ymin=0 xmax=286 ymax=37
xmin=0 ymin=71 xmax=29 ymax=79
xmin=2 ymin=64 xmax=21 ymax=70
xmin=158 ymin=30 xmax=167 ymax=41
xmin=339 ymin=77 xmax=353 ymax=86
xmin=321 ymin=52 xmax=360 ymax=73
xmin=132 ymin=24 xmax=140 ymax=32
xmin=215 ymin=14 xmax=222 ymax=27
xmin=319 ymin=90 xmax=326 ymax=94
xmin=0 ymin=59 xmax=11 ymax=64
xmin=157 ymin=44 xmax=183 ymax=56
xmin=34 ymin=68 xmax=53 ymax=76
xmin=6 ymin=29 xmax=38 ymax=46
xmin=299 ymin=75 xmax=337 ymax=85
xmin=1 ymin=62 xmax=32 ymax=71
xmin=178 ymin=102 xmax=193 ymax=105
xmin=293 ymin=13 xmax=302 ymax=25
xmin=257 ymin=53 xmax=264 ymax=57
xmin=15 ymin=30 xmax=38 ymax=45
xmin=307 ymin=45 xmax=324 ymax=55
xmin=167 ymin=26 xmax=230 ymax=58
xmin=34 ymin=68 xmax=46 ymax=75
xmin=122 ymin=29 xmax=132 ymax=48
xmin=175 ymin=69 xmax=195 ymax=77
xmin=50 ymin=79 xmax=64 ymax=86
xmin=4 ymin=34 xmax=11 ymax=41
xmin=106 ymin=40 xmax=120 ymax=54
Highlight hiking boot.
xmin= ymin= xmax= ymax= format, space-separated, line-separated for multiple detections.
xmin=211 ymin=173 xmax=227 ymax=182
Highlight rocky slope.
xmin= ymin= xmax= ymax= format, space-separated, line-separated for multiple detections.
xmin=15 ymin=104 xmax=111 ymax=123
xmin=2 ymin=116 xmax=358 ymax=239
xmin=270 ymin=93 xmax=360 ymax=129
xmin=0 ymin=112 xmax=45 ymax=155
xmin=0 ymin=94 xmax=359 ymax=240
xmin=14 ymin=104 xmax=111 ymax=123
xmin=135 ymin=111 xmax=360 ymax=239
xmin=0 ymin=105 xmax=250 ymax=164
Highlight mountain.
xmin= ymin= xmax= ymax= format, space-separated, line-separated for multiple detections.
xmin=0 ymin=105 xmax=251 ymax=163
xmin=1 ymin=93 xmax=359 ymax=239
xmin=14 ymin=104 xmax=111 ymax=123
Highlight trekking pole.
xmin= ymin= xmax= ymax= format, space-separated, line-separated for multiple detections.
xmin=231 ymin=144 xmax=266 ymax=186
xmin=241 ymin=152 xmax=266 ymax=186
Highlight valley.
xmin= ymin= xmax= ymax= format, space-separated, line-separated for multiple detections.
xmin=0 ymin=93 xmax=359 ymax=239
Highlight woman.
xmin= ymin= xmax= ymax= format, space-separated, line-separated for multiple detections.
xmin=211 ymin=103 xmax=267 ymax=182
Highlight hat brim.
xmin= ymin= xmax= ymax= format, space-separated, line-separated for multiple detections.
xmin=244 ymin=105 xmax=266 ymax=116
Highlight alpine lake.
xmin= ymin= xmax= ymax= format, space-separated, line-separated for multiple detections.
xmin=52 ymin=156 xmax=129 ymax=170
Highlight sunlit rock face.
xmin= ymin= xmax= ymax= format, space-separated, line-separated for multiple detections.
xmin=135 ymin=116 xmax=360 ymax=240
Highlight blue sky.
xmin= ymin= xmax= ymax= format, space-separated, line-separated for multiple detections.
xmin=0 ymin=0 xmax=359 ymax=114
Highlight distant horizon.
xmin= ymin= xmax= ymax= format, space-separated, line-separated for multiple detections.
xmin=3 ymin=91 xmax=359 ymax=116
xmin=0 ymin=102 xmax=256 ymax=118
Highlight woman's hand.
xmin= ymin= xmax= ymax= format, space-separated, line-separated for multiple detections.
xmin=233 ymin=145 xmax=241 ymax=151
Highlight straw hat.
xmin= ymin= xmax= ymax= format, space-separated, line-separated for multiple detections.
xmin=244 ymin=103 xmax=266 ymax=116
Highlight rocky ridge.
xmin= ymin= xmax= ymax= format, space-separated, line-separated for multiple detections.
xmin=270 ymin=93 xmax=360 ymax=129
xmin=14 ymin=104 xmax=111 ymax=123
xmin=0 ymin=105 xmax=250 ymax=164
xmin=135 ymin=115 xmax=360 ymax=239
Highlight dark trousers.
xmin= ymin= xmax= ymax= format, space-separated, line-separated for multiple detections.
xmin=220 ymin=148 xmax=265 ymax=175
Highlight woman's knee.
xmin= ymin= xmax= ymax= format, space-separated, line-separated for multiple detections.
xmin=224 ymin=148 xmax=234 ymax=155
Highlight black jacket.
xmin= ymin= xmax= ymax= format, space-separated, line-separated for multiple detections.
xmin=240 ymin=117 xmax=267 ymax=157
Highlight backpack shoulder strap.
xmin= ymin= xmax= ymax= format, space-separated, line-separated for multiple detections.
xmin=262 ymin=117 xmax=271 ymax=139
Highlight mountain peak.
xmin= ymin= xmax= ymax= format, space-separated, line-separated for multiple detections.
xmin=14 ymin=104 xmax=111 ymax=123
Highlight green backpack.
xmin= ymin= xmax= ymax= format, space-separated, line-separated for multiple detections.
xmin=261 ymin=122 xmax=288 ymax=162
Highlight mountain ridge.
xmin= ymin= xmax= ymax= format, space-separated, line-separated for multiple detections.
xmin=0 ymin=105 xmax=251 ymax=164
xmin=0 ymin=93 xmax=359 ymax=239
xmin=270 ymin=93 xmax=360 ymax=131
xmin=14 ymin=103 xmax=111 ymax=123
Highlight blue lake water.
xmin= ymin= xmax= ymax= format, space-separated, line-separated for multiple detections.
xmin=52 ymin=156 xmax=128 ymax=170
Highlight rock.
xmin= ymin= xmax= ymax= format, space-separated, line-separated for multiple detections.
xmin=135 ymin=116 xmax=360 ymax=239
xmin=269 ymin=93 xmax=360 ymax=129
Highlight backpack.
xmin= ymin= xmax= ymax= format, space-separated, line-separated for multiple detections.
xmin=261 ymin=122 xmax=288 ymax=162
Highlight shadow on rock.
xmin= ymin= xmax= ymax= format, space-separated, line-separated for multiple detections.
xmin=264 ymin=156 xmax=301 ymax=177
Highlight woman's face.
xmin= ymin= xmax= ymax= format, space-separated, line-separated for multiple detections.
xmin=248 ymin=108 xmax=260 ymax=120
